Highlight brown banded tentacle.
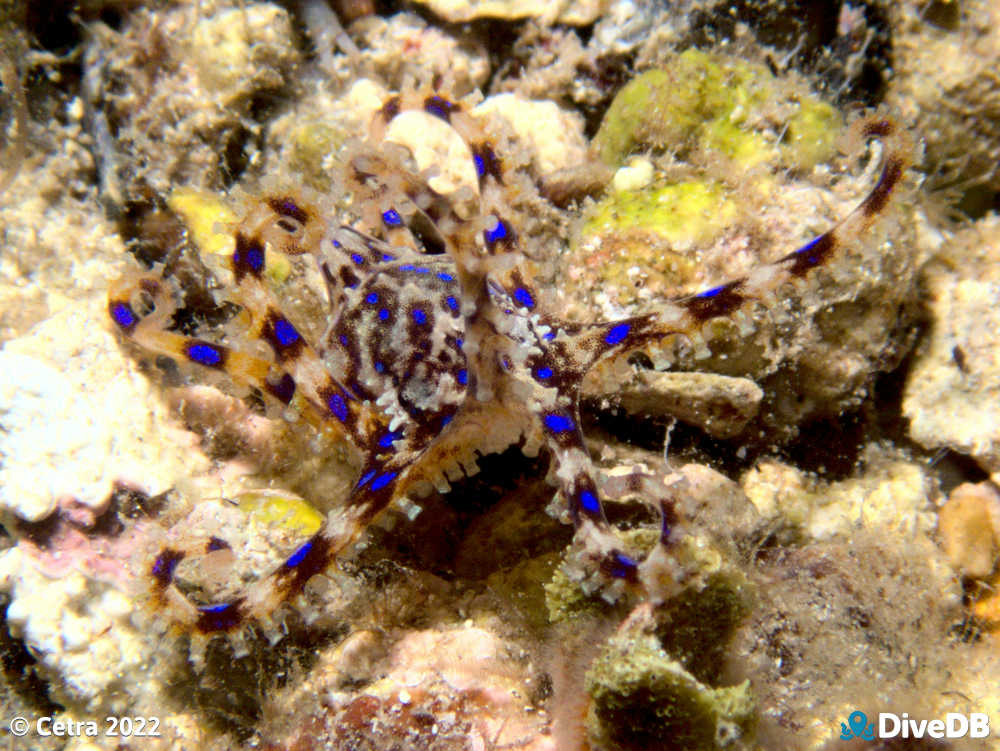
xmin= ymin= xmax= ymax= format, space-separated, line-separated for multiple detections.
xmin=226 ymin=222 xmax=389 ymax=446
xmin=611 ymin=111 xmax=914 ymax=348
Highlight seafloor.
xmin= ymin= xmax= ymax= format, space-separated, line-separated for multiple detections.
xmin=1 ymin=0 xmax=999 ymax=749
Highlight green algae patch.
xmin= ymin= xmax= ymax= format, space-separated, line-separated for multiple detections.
xmin=588 ymin=632 xmax=755 ymax=750
xmin=289 ymin=121 xmax=346 ymax=191
xmin=784 ymin=97 xmax=841 ymax=169
xmin=652 ymin=571 xmax=753 ymax=685
xmin=583 ymin=180 xmax=739 ymax=251
xmin=594 ymin=49 xmax=842 ymax=170
xmin=236 ymin=489 xmax=325 ymax=536
xmin=168 ymin=187 xmax=237 ymax=258
xmin=571 ymin=179 xmax=739 ymax=304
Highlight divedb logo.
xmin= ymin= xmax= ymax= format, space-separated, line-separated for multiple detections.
xmin=840 ymin=710 xmax=992 ymax=740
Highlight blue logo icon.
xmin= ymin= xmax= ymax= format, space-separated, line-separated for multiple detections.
xmin=841 ymin=710 xmax=875 ymax=740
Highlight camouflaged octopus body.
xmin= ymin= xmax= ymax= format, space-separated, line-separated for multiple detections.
xmin=108 ymin=88 xmax=911 ymax=644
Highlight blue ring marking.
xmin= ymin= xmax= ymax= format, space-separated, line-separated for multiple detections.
xmin=437 ymin=271 xmax=456 ymax=282
xmin=382 ymin=208 xmax=403 ymax=227
xmin=374 ymin=361 xmax=385 ymax=373
xmin=110 ymin=302 xmax=137 ymax=330
xmin=327 ymin=392 xmax=348 ymax=421
xmin=332 ymin=239 xmax=342 ymax=248
xmin=284 ymin=540 xmax=313 ymax=569
xmin=608 ymin=552 xmax=639 ymax=580
xmin=382 ymin=253 xmax=395 ymax=262
xmin=446 ymin=296 xmax=459 ymax=312
xmin=424 ymin=95 xmax=454 ymax=120
xmin=414 ymin=266 xmax=431 ymax=274
xmin=484 ymin=219 xmax=508 ymax=246
xmin=350 ymin=252 xmax=365 ymax=265
xmin=152 ymin=551 xmax=182 ymax=582
xmin=370 ymin=471 xmax=397 ymax=492
xmin=543 ymin=331 xmax=556 ymax=341
xmin=795 ymin=234 xmax=823 ymax=255
xmin=365 ymin=292 xmax=378 ymax=304
xmin=399 ymin=264 xmax=415 ymax=271
xmin=604 ymin=323 xmax=630 ymax=346
xmin=378 ymin=308 xmax=390 ymax=321
xmin=440 ymin=414 xmax=453 ymax=427
xmin=378 ymin=430 xmax=403 ymax=449
xmin=207 ymin=536 xmax=229 ymax=552
xmin=792 ymin=234 xmax=828 ymax=268
xmin=235 ymin=244 xmax=265 ymax=274
xmin=513 ymin=287 xmax=534 ymax=309
xmin=457 ymin=369 xmax=468 ymax=385
xmin=535 ymin=366 xmax=553 ymax=380
xmin=697 ymin=284 xmax=728 ymax=299
xmin=412 ymin=309 xmax=427 ymax=325
xmin=456 ymin=338 xmax=464 ymax=349
xmin=339 ymin=334 xmax=349 ymax=346
xmin=273 ymin=318 xmax=300 ymax=348
xmin=543 ymin=414 xmax=575 ymax=433
xmin=267 ymin=373 xmax=296 ymax=404
xmin=357 ymin=469 xmax=376 ymax=488
xmin=579 ymin=489 xmax=601 ymax=515
xmin=473 ymin=152 xmax=485 ymax=177
xmin=187 ymin=342 xmax=224 ymax=367
xmin=198 ymin=602 xmax=235 ymax=614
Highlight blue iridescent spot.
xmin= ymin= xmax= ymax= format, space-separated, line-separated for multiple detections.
xmin=374 ymin=361 xmax=385 ymax=373
xmin=792 ymin=234 xmax=827 ymax=267
xmin=382 ymin=208 xmax=403 ymax=227
xmin=357 ymin=469 xmax=376 ymax=488
xmin=332 ymin=239 xmax=342 ymax=248
xmin=513 ymin=287 xmax=534 ymax=309
xmin=415 ymin=266 xmax=431 ymax=274
xmin=382 ymin=253 xmax=395 ymax=262
xmin=473 ymin=152 xmax=485 ymax=177
xmin=235 ymin=245 xmax=265 ymax=273
xmin=285 ymin=540 xmax=313 ymax=568
xmin=543 ymin=331 xmax=556 ymax=341
xmin=446 ymin=296 xmax=459 ymax=312
xmin=456 ymin=338 xmax=464 ymax=349
xmin=697 ymin=284 xmax=727 ymax=298
xmin=437 ymin=271 xmax=455 ymax=282
xmin=536 ymin=367 xmax=553 ymax=379
xmin=339 ymin=334 xmax=348 ymax=346
xmin=110 ymin=302 xmax=137 ymax=330
xmin=198 ymin=603 xmax=234 ymax=614
xmin=152 ymin=552 xmax=181 ymax=581
xmin=457 ymin=369 xmax=468 ymax=385
xmin=605 ymin=323 xmax=630 ymax=346
xmin=187 ymin=342 xmax=224 ymax=367
xmin=327 ymin=392 xmax=348 ymax=421
xmin=484 ymin=219 xmax=508 ymax=245
xmin=400 ymin=264 xmax=415 ymax=271
xmin=378 ymin=308 xmax=390 ymax=321
xmin=608 ymin=552 xmax=638 ymax=580
xmin=424 ymin=96 xmax=454 ymax=120
xmin=371 ymin=471 xmax=397 ymax=492
xmin=440 ymin=414 xmax=453 ymax=427
xmin=366 ymin=292 xmax=378 ymax=304
xmin=273 ymin=318 xmax=299 ymax=348
xmin=351 ymin=253 xmax=365 ymax=265
xmin=412 ymin=309 xmax=428 ymax=325
xmin=378 ymin=430 xmax=403 ymax=449
xmin=579 ymin=490 xmax=601 ymax=514
xmin=543 ymin=414 xmax=574 ymax=433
